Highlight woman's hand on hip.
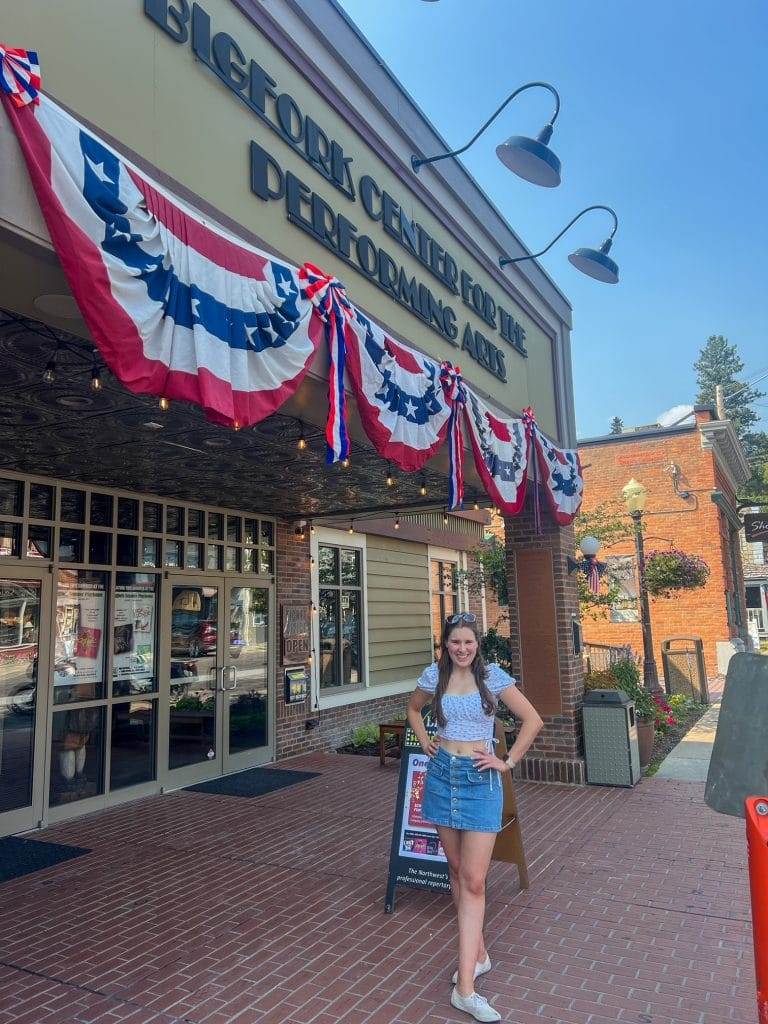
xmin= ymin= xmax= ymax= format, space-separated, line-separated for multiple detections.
xmin=422 ymin=737 xmax=439 ymax=757
xmin=472 ymin=749 xmax=511 ymax=773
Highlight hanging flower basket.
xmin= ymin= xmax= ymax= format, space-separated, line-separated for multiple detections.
xmin=644 ymin=548 xmax=710 ymax=598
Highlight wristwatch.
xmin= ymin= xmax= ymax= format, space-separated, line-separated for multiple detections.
xmin=503 ymin=753 xmax=517 ymax=769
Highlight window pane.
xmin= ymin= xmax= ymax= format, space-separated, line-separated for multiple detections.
xmin=59 ymin=528 xmax=84 ymax=563
xmin=54 ymin=570 xmax=107 ymax=704
xmin=29 ymin=483 xmax=54 ymax=520
xmin=207 ymin=544 xmax=223 ymax=570
xmin=259 ymin=549 xmax=274 ymax=575
xmin=243 ymin=547 xmax=255 ymax=572
xmin=341 ymin=548 xmax=360 ymax=586
xmin=90 ymin=493 xmax=113 ymax=527
xmin=319 ymin=588 xmax=340 ymax=689
xmin=208 ymin=513 xmax=223 ymax=541
xmin=113 ymin=574 xmax=157 ymax=696
xmin=227 ymin=516 xmax=241 ymax=543
xmin=260 ymin=521 xmax=274 ymax=547
xmin=27 ymin=525 xmax=52 ymax=559
xmin=110 ymin=701 xmax=157 ymax=790
xmin=141 ymin=538 xmax=160 ymax=568
xmin=88 ymin=531 xmax=112 ymax=565
xmin=0 ymin=578 xmax=41 ymax=813
xmin=318 ymin=545 xmax=338 ymax=585
xmin=169 ymin=586 xmax=218 ymax=769
xmin=244 ymin=519 xmax=258 ymax=546
xmin=226 ymin=546 xmax=240 ymax=572
xmin=142 ymin=502 xmax=163 ymax=533
xmin=0 ymin=478 xmax=22 ymax=516
xmin=61 ymin=488 xmax=85 ymax=524
xmin=342 ymin=590 xmax=362 ymax=686
xmin=49 ymin=706 xmax=105 ymax=807
xmin=0 ymin=522 xmax=20 ymax=557
xmin=117 ymin=497 xmax=139 ymax=530
xmin=116 ymin=535 xmax=138 ymax=567
xmin=607 ymin=556 xmax=640 ymax=623
xmin=166 ymin=506 xmax=184 ymax=536
xmin=187 ymin=509 xmax=204 ymax=538
xmin=185 ymin=542 xmax=203 ymax=569
xmin=164 ymin=540 xmax=183 ymax=568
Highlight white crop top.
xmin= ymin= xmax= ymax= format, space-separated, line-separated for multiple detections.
xmin=416 ymin=662 xmax=516 ymax=741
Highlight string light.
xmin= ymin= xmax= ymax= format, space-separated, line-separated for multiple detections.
xmin=341 ymin=457 xmax=350 ymax=468
xmin=310 ymin=523 xmax=315 ymax=536
xmin=394 ymin=516 xmax=400 ymax=530
xmin=348 ymin=521 xmax=354 ymax=534
xmin=473 ymin=499 xmax=480 ymax=511
xmin=297 ymin=421 xmax=307 ymax=450
xmin=159 ymin=396 xmax=170 ymax=412
xmin=386 ymin=463 xmax=394 ymax=487
xmin=233 ymin=420 xmax=241 ymax=432
xmin=420 ymin=478 xmax=427 ymax=497
xmin=42 ymin=344 xmax=60 ymax=384
xmin=443 ymin=509 xmax=449 ymax=525
xmin=90 ymin=352 xmax=102 ymax=392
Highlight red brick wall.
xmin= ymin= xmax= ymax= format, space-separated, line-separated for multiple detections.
xmin=578 ymin=419 xmax=745 ymax=677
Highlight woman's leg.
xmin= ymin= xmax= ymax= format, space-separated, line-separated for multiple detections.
xmin=455 ymin=831 xmax=496 ymax=997
xmin=436 ymin=826 xmax=488 ymax=968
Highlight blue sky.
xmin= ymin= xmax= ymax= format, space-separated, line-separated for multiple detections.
xmin=337 ymin=0 xmax=768 ymax=439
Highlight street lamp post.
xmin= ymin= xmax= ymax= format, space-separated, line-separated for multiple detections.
xmin=622 ymin=478 xmax=662 ymax=694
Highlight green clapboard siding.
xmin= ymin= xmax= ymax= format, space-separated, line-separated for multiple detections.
xmin=366 ymin=535 xmax=433 ymax=685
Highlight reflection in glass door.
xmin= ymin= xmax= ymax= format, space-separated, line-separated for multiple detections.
xmin=168 ymin=582 xmax=219 ymax=772
xmin=0 ymin=570 xmax=50 ymax=837
xmin=224 ymin=585 xmax=270 ymax=770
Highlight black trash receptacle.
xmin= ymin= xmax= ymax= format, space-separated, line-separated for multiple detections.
xmin=582 ymin=689 xmax=641 ymax=787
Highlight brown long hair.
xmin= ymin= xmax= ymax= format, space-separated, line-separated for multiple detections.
xmin=433 ymin=618 xmax=495 ymax=728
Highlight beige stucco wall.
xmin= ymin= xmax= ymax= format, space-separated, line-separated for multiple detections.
xmin=3 ymin=0 xmax=560 ymax=432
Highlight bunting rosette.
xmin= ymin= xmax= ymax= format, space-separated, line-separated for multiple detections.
xmin=299 ymin=263 xmax=354 ymax=463
xmin=0 ymin=45 xmax=40 ymax=108
xmin=463 ymin=389 xmax=530 ymax=515
xmin=439 ymin=362 xmax=466 ymax=509
xmin=1 ymin=91 xmax=320 ymax=428
xmin=343 ymin=309 xmax=453 ymax=471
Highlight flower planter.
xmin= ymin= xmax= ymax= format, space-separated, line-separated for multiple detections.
xmin=636 ymin=719 xmax=655 ymax=767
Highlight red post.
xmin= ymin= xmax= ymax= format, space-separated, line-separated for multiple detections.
xmin=746 ymin=797 xmax=768 ymax=1023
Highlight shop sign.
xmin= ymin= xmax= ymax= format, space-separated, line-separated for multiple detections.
xmin=745 ymin=513 xmax=768 ymax=543
xmin=384 ymin=714 xmax=449 ymax=913
xmin=144 ymin=1 xmax=529 ymax=383
xmin=281 ymin=603 xmax=310 ymax=664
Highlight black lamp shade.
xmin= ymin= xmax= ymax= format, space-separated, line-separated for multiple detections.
xmin=495 ymin=135 xmax=562 ymax=187
xmin=568 ymin=246 xmax=619 ymax=284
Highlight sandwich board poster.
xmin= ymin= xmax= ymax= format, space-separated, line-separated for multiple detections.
xmin=384 ymin=712 xmax=450 ymax=913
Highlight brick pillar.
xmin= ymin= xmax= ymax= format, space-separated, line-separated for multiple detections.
xmin=504 ymin=495 xmax=585 ymax=784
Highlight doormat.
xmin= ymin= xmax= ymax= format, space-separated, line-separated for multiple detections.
xmin=0 ymin=836 xmax=91 ymax=884
xmin=184 ymin=767 xmax=320 ymax=798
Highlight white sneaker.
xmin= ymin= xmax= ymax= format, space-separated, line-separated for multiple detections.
xmin=450 ymin=987 xmax=501 ymax=1022
xmin=451 ymin=954 xmax=491 ymax=984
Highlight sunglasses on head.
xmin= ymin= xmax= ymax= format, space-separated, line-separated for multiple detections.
xmin=445 ymin=612 xmax=477 ymax=625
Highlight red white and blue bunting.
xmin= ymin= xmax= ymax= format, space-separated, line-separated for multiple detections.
xmin=0 ymin=47 xmax=584 ymax=526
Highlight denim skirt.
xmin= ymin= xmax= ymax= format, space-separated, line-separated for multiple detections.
xmin=421 ymin=747 xmax=502 ymax=833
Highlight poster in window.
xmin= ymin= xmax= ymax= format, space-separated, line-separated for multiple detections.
xmin=113 ymin=580 xmax=156 ymax=691
xmin=281 ymin=603 xmax=310 ymax=664
xmin=55 ymin=574 xmax=105 ymax=686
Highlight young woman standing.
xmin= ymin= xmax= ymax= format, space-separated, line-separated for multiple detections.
xmin=407 ymin=613 xmax=543 ymax=1023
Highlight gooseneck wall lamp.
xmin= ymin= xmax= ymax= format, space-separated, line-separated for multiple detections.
xmin=411 ymin=81 xmax=562 ymax=187
xmin=499 ymin=205 xmax=620 ymax=284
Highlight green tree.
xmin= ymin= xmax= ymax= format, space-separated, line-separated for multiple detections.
xmin=693 ymin=334 xmax=768 ymax=500
xmin=610 ymin=416 xmax=624 ymax=434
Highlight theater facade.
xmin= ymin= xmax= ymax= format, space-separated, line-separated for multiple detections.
xmin=0 ymin=0 xmax=584 ymax=838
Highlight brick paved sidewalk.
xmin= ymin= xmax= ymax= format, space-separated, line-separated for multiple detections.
xmin=0 ymin=754 xmax=755 ymax=1024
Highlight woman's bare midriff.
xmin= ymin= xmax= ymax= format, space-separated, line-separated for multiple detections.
xmin=437 ymin=737 xmax=489 ymax=757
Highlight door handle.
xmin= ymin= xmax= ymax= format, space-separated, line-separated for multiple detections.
xmin=225 ymin=665 xmax=238 ymax=691
xmin=217 ymin=666 xmax=226 ymax=692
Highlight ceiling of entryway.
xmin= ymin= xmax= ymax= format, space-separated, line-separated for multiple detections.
xmin=0 ymin=307 xmax=486 ymax=521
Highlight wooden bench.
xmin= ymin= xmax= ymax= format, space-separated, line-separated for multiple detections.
xmin=378 ymin=721 xmax=406 ymax=766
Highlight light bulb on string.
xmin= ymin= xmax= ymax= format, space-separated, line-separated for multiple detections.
xmin=348 ymin=521 xmax=354 ymax=534
xmin=42 ymin=344 xmax=60 ymax=384
xmin=297 ymin=421 xmax=307 ymax=450
xmin=90 ymin=350 xmax=102 ymax=391
xmin=233 ymin=420 xmax=241 ymax=432
xmin=443 ymin=509 xmax=449 ymax=525
xmin=420 ymin=478 xmax=427 ymax=497
xmin=310 ymin=523 xmax=315 ymax=536
xmin=341 ymin=457 xmax=350 ymax=468
xmin=394 ymin=516 xmax=400 ymax=530
xmin=159 ymin=396 xmax=170 ymax=412
xmin=473 ymin=499 xmax=480 ymax=511
xmin=386 ymin=463 xmax=394 ymax=487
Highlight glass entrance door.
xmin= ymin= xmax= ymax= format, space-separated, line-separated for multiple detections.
xmin=164 ymin=577 xmax=272 ymax=787
xmin=0 ymin=566 xmax=51 ymax=837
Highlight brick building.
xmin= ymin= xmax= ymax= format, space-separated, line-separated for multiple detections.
xmin=0 ymin=0 xmax=589 ymax=839
xmin=578 ymin=407 xmax=751 ymax=680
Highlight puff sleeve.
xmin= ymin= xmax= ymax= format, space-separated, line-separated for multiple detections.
xmin=416 ymin=662 xmax=438 ymax=693
xmin=487 ymin=663 xmax=517 ymax=694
